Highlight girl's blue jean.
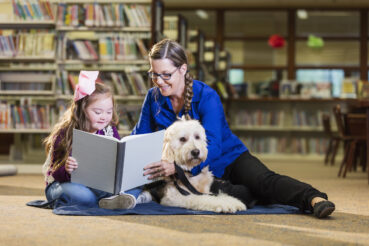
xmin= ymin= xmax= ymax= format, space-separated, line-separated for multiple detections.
xmin=45 ymin=181 xmax=142 ymax=207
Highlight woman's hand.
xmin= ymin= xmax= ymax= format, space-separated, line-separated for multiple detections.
xmin=143 ymin=160 xmax=175 ymax=180
xmin=65 ymin=157 xmax=78 ymax=174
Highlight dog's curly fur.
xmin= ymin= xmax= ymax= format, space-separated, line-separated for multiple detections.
xmin=146 ymin=118 xmax=246 ymax=213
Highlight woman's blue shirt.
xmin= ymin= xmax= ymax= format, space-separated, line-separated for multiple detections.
xmin=132 ymin=80 xmax=247 ymax=178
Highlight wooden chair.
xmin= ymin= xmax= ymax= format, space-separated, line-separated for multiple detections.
xmin=341 ymin=113 xmax=367 ymax=176
xmin=322 ymin=113 xmax=341 ymax=165
xmin=333 ymin=105 xmax=367 ymax=177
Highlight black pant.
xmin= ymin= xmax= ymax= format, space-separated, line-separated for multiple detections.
xmin=222 ymin=151 xmax=328 ymax=211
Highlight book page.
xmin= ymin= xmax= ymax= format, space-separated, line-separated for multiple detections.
xmin=120 ymin=130 xmax=165 ymax=191
xmin=71 ymin=129 xmax=118 ymax=194
xmin=119 ymin=131 xmax=152 ymax=142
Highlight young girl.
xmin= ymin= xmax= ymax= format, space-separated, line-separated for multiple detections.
xmin=43 ymin=71 xmax=144 ymax=209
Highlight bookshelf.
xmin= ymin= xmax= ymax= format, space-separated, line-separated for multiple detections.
xmin=227 ymin=97 xmax=357 ymax=159
xmin=0 ymin=0 xmax=161 ymax=164
xmin=163 ymin=14 xmax=188 ymax=48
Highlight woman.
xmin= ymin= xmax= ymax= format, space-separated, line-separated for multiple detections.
xmin=135 ymin=39 xmax=335 ymax=218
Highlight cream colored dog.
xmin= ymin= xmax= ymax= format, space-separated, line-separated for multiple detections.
xmin=147 ymin=118 xmax=246 ymax=213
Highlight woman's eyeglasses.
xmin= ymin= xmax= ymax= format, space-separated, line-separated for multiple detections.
xmin=148 ymin=67 xmax=179 ymax=81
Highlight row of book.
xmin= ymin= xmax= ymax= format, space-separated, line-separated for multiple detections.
xmin=0 ymin=72 xmax=54 ymax=92
xmin=99 ymin=37 xmax=148 ymax=61
xmin=233 ymin=109 xmax=327 ymax=128
xmin=233 ymin=110 xmax=285 ymax=127
xmin=57 ymin=3 xmax=150 ymax=27
xmin=241 ymin=136 xmax=328 ymax=155
xmin=292 ymin=109 xmax=326 ymax=127
xmin=117 ymin=104 xmax=141 ymax=131
xmin=239 ymin=79 xmax=369 ymax=100
xmin=58 ymin=36 xmax=148 ymax=61
xmin=12 ymin=0 xmax=54 ymax=21
xmin=0 ymin=81 xmax=52 ymax=91
xmin=57 ymin=71 xmax=148 ymax=96
xmin=0 ymin=102 xmax=55 ymax=130
xmin=0 ymin=31 xmax=55 ymax=58
xmin=109 ymin=70 xmax=147 ymax=96
xmin=0 ymin=101 xmax=143 ymax=131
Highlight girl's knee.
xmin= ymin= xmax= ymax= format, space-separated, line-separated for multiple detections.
xmin=60 ymin=182 xmax=98 ymax=205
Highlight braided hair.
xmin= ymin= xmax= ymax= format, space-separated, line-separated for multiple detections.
xmin=149 ymin=39 xmax=193 ymax=120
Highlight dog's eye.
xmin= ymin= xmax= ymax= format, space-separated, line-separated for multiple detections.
xmin=180 ymin=137 xmax=187 ymax=142
xmin=195 ymin=135 xmax=200 ymax=140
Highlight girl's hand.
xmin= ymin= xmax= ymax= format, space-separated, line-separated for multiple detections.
xmin=143 ymin=160 xmax=175 ymax=180
xmin=65 ymin=157 xmax=78 ymax=174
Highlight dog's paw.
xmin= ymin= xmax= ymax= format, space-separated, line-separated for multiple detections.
xmin=214 ymin=194 xmax=247 ymax=213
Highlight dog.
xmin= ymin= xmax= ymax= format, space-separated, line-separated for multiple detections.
xmin=144 ymin=117 xmax=256 ymax=213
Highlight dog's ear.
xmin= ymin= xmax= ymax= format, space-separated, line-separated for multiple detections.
xmin=162 ymin=142 xmax=175 ymax=162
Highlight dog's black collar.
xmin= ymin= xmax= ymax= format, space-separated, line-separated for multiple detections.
xmin=172 ymin=162 xmax=202 ymax=196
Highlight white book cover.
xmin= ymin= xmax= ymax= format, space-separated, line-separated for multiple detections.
xmin=71 ymin=129 xmax=165 ymax=194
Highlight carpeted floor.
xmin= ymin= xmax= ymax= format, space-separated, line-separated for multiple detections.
xmin=1 ymin=158 xmax=369 ymax=246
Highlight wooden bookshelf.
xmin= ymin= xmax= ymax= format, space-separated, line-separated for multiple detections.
xmin=0 ymin=0 xmax=161 ymax=164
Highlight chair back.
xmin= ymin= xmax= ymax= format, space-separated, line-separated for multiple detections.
xmin=322 ymin=113 xmax=333 ymax=137
xmin=333 ymin=104 xmax=346 ymax=138
xmin=344 ymin=114 xmax=367 ymax=138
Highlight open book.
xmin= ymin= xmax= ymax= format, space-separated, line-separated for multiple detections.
xmin=71 ymin=129 xmax=165 ymax=194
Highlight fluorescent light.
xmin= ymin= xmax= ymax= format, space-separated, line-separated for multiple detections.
xmin=196 ymin=9 xmax=208 ymax=19
xmin=297 ymin=9 xmax=308 ymax=19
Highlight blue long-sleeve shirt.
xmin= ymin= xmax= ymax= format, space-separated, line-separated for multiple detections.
xmin=132 ymin=80 xmax=247 ymax=178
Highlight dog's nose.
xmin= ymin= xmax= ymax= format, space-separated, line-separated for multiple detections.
xmin=191 ymin=149 xmax=200 ymax=158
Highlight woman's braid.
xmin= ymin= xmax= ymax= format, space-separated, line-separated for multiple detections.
xmin=183 ymin=72 xmax=193 ymax=120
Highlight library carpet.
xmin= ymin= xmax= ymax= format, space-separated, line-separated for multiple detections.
xmin=0 ymin=158 xmax=369 ymax=246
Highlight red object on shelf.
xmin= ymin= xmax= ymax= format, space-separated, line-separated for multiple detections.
xmin=268 ymin=34 xmax=285 ymax=48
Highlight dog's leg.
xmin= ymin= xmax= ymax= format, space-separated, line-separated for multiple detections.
xmin=161 ymin=186 xmax=246 ymax=213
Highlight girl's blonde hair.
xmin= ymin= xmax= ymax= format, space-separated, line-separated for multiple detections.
xmin=44 ymin=82 xmax=118 ymax=171
xmin=149 ymin=39 xmax=193 ymax=120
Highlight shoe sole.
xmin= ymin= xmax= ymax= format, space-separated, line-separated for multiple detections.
xmin=317 ymin=206 xmax=335 ymax=218
xmin=99 ymin=195 xmax=135 ymax=210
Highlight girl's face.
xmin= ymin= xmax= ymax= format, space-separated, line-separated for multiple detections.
xmin=85 ymin=94 xmax=114 ymax=133
xmin=149 ymin=58 xmax=187 ymax=98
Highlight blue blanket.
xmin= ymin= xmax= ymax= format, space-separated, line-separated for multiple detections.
xmin=27 ymin=199 xmax=301 ymax=216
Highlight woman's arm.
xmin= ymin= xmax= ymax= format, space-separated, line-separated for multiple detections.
xmin=191 ymin=90 xmax=224 ymax=175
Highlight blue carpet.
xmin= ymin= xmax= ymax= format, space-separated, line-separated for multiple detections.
xmin=27 ymin=200 xmax=302 ymax=216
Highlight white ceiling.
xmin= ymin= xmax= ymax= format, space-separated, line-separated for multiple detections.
xmin=163 ymin=0 xmax=369 ymax=9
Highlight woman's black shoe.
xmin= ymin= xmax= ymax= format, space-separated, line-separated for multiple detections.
xmin=313 ymin=200 xmax=335 ymax=218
